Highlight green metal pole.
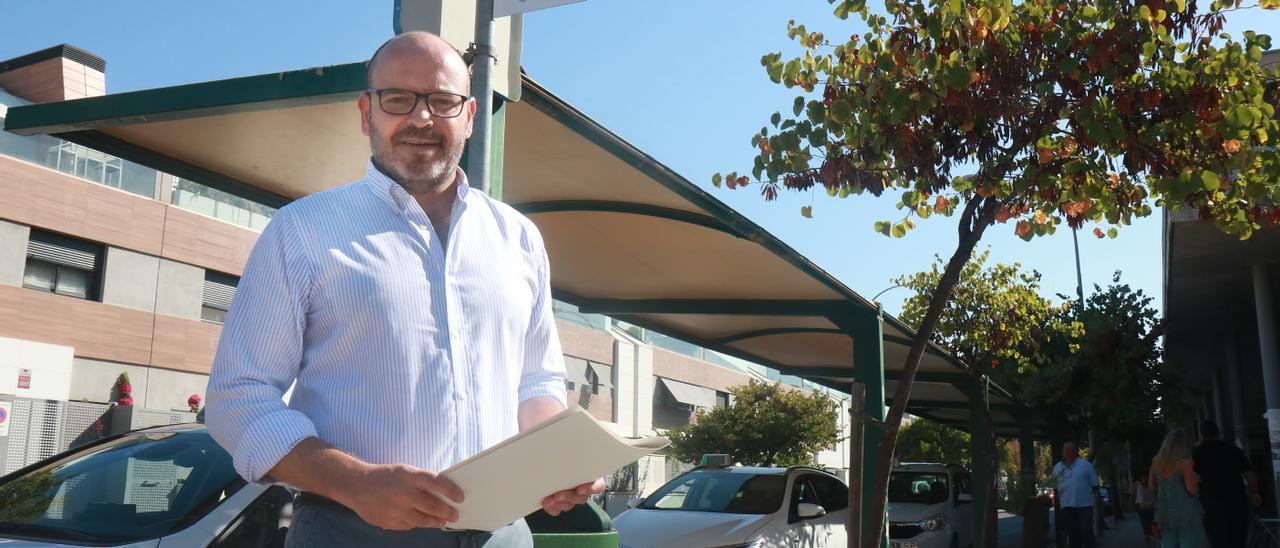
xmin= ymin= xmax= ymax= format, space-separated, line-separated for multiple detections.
xmin=1018 ymin=412 xmax=1037 ymax=495
xmin=838 ymin=307 xmax=887 ymax=548
xmin=960 ymin=377 xmax=993 ymax=547
xmin=461 ymin=96 xmax=506 ymax=200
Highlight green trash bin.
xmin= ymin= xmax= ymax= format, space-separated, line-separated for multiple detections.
xmin=526 ymin=501 xmax=619 ymax=547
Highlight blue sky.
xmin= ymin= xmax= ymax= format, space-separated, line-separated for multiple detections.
xmin=5 ymin=0 xmax=1279 ymax=317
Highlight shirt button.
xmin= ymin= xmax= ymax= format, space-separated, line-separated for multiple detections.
xmin=458 ymin=391 xmax=468 ymax=401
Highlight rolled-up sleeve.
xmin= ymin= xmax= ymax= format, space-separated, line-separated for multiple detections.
xmin=517 ymin=240 xmax=567 ymax=407
xmin=205 ymin=210 xmax=317 ymax=482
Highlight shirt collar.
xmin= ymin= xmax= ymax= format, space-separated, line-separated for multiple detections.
xmin=363 ymin=159 xmax=471 ymax=215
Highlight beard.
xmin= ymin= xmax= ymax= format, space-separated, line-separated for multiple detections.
xmin=368 ymin=116 xmax=465 ymax=195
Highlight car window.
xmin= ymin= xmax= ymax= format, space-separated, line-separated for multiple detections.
xmin=788 ymin=477 xmax=822 ymax=522
xmin=0 ymin=430 xmax=243 ymax=545
xmin=888 ymin=472 xmax=949 ymax=505
xmin=808 ymin=474 xmax=849 ymax=511
xmin=211 ymin=486 xmax=293 ymax=548
xmin=640 ymin=470 xmax=786 ymax=514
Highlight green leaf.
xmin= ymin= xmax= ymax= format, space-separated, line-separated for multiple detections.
xmin=946 ymin=63 xmax=971 ymax=90
xmin=1200 ymin=170 xmax=1221 ymax=191
xmin=712 ymin=174 xmax=722 ymax=188
xmin=874 ymin=220 xmax=892 ymax=236
xmin=1107 ymin=227 xmax=1119 ymax=239
xmin=794 ymin=96 xmax=805 ymax=116
xmin=770 ymin=112 xmax=781 ymax=127
xmin=830 ymin=100 xmax=853 ymax=124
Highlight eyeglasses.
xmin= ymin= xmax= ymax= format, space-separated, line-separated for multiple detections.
xmin=366 ymin=88 xmax=470 ymax=118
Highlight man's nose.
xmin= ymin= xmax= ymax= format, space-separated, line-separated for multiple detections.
xmin=405 ymin=103 xmax=433 ymax=128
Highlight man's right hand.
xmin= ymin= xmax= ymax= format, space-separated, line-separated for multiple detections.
xmin=264 ymin=439 xmax=466 ymax=531
xmin=336 ymin=463 xmax=465 ymax=530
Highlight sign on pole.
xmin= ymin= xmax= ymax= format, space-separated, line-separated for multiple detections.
xmin=494 ymin=0 xmax=585 ymax=18
xmin=0 ymin=402 xmax=10 ymax=437
xmin=16 ymin=368 xmax=30 ymax=390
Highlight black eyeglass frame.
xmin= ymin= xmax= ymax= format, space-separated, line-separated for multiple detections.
xmin=365 ymin=88 xmax=471 ymax=118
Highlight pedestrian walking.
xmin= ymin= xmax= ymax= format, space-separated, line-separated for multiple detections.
xmin=1052 ymin=441 xmax=1100 ymax=548
xmin=1134 ymin=468 xmax=1156 ymax=541
xmin=1149 ymin=428 xmax=1205 ymax=548
xmin=1193 ymin=420 xmax=1261 ymax=548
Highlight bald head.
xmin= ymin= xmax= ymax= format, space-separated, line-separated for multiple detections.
xmin=1063 ymin=442 xmax=1079 ymax=462
xmin=367 ymin=32 xmax=471 ymax=94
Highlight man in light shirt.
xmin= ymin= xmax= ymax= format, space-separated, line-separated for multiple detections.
xmin=1051 ymin=442 xmax=1100 ymax=548
xmin=206 ymin=31 xmax=601 ymax=547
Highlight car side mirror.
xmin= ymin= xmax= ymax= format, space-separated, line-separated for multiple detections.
xmin=797 ymin=503 xmax=826 ymax=519
xmin=956 ymin=493 xmax=973 ymax=505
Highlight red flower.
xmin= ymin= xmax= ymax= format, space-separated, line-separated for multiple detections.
xmin=187 ymin=394 xmax=202 ymax=407
xmin=118 ymin=383 xmax=132 ymax=395
xmin=118 ymin=396 xmax=134 ymax=407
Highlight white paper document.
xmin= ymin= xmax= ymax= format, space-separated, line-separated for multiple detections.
xmin=441 ymin=405 xmax=669 ymax=532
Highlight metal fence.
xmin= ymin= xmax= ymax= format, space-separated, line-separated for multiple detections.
xmin=1 ymin=396 xmax=196 ymax=475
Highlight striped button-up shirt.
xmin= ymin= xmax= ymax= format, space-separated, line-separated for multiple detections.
xmin=206 ymin=162 xmax=567 ymax=482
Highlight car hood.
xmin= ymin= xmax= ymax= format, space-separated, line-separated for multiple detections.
xmin=614 ymin=509 xmax=773 ymax=547
xmin=887 ymin=501 xmax=949 ymax=523
xmin=0 ymin=537 xmax=158 ymax=548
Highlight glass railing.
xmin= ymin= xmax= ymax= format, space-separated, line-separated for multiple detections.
xmin=0 ymin=118 xmax=156 ymax=199
xmin=0 ymin=116 xmax=274 ymax=232
xmin=171 ymin=178 xmax=274 ymax=232
xmin=552 ymin=299 xmax=611 ymax=332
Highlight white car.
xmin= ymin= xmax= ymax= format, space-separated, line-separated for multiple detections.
xmin=614 ymin=465 xmax=849 ymax=548
xmin=0 ymin=424 xmax=291 ymax=547
xmin=887 ymin=463 xmax=974 ymax=548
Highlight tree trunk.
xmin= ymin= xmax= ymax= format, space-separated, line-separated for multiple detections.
xmin=862 ymin=198 xmax=999 ymax=547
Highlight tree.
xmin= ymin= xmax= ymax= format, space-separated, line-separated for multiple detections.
xmin=716 ymin=1 xmax=1279 ymax=543
xmin=897 ymin=418 xmax=971 ymax=466
xmin=896 ymin=250 xmax=1079 ymax=543
xmin=665 ymin=381 xmax=841 ymax=467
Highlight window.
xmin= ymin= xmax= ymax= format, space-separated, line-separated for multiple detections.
xmin=715 ymin=391 xmax=730 ymax=409
xmin=202 ymin=271 xmax=239 ymax=324
xmin=211 ymin=486 xmax=293 ymax=547
xmin=23 ymin=230 xmax=102 ymax=301
xmin=585 ymin=362 xmax=612 ymax=396
xmin=788 ymin=477 xmax=823 ymax=522
xmin=808 ymin=473 xmax=849 ymax=512
xmin=0 ymin=430 xmax=244 ymax=544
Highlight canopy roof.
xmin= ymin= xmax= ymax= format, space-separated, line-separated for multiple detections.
xmin=5 ymin=61 xmax=1035 ymax=436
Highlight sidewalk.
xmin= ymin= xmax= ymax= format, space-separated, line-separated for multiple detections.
xmin=996 ymin=510 xmax=1152 ymax=547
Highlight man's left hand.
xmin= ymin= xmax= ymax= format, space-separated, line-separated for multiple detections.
xmin=541 ymin=478 xmax=605 ymax=516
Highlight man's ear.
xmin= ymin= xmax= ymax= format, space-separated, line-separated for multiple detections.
xmin=463 ymin=97 xmax=478 ymax=139
xmin=358 ymin=92 xmax=372 ymax=137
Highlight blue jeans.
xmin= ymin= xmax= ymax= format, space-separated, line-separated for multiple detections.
xmin=1061 ymin=506 xmax=1097 ymax=548
xmin=1160 ymin=525 xmax=1206 ymax=548
xmin=285 ymin=495 xmax=533 ymax=547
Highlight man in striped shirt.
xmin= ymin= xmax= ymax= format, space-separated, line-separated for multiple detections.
xmin=205 ymin=31 xmax=600 ymax=547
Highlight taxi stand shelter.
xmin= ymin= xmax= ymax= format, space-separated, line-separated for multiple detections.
xmin=5 ymin=61 xmax=1045 ymax=546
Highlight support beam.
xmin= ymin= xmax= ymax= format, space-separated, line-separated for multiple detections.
xmin=959 ymin=378 xmax=994 ymax=548
xmin=885 ymin=399 xmax=1023 ymax=413
xmin=1018 ymin=412 xmax=1038 ymax=507
xmin=1226 ymin=335 xmax=1249 ymax=452
xmin=577 ymin=298 xmax=850 ymax=316
xmin=1253 ymin=263 xmax=1280 ymax=511
xmin=708 ymin=327 xmax=847 ymax=345
xmin=514 ymin=201 xmax=738 ymax=237
xmin=831 ymin=308 xmax=887 ymax=548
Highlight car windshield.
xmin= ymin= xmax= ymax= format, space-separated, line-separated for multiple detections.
xmin=639 ymin=470 xmax=786 ymax=514
xmin=0 ymin=429 xmax=245 ymax=544
xmin=889 ymin=471 xmax=950 ymax=505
